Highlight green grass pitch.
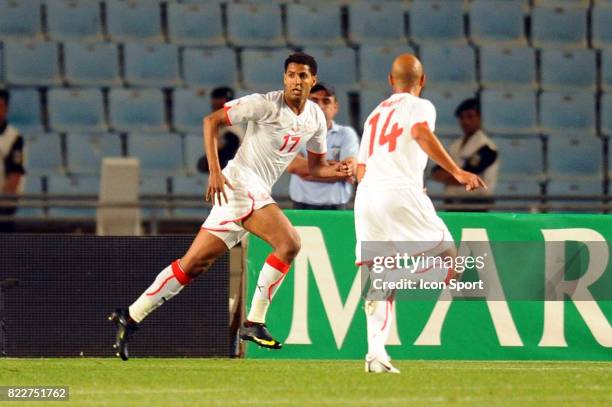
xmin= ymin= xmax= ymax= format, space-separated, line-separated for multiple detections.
xmin=1 ymin=359 xmax=611 ymax=406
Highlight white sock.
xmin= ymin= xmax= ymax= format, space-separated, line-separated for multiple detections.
xmin=128 ymin=260 xmax=192 ymax=323
xmin=247 ymin=254 xmax=290 ymax=323
xmin=365 ymin=295 xmax=395 ymax=361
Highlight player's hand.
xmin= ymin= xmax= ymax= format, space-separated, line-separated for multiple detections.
xmin=206 ymin=171 xmax=233 ymax=205
xmin=336 ymin=159 xmax=354 ymax=178
xmin=453 ymin=170 xmax=487 ymax=192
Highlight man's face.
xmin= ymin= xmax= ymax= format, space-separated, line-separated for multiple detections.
xmin=0 ymin=99 xmax=7 ymax=124
xmin=211 ymin=97 xmax=227 ymax=112
xmin=458 ymin=109 xmax=481 ymax=136
xmin=309 ymin=89 xmax=338 ymax=126
xmin=283 ymin=63 xmax=317 ymax=104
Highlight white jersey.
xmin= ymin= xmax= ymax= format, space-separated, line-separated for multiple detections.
xmin=358 ymin=92 xmax=436 ymax=191
xmin=223 ymin=90 xmax=327 ymax=191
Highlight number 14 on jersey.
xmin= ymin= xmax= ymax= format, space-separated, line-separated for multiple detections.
xmin=367 ymin=109 xmax=404 ymax=157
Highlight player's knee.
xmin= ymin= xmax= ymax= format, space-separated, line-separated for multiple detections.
xmin=280 ymin=233 xmax=301 ymax=261
xmin=181 ymin=257 xmax=215 ymax=278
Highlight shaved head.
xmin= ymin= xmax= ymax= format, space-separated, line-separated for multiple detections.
xmin=389 ymin=53 xmax=425 ymax=93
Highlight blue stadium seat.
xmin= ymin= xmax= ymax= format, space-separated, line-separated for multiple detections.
xmin=106 ymin=0 xmax=162 ymax=42
xmin=531 ymin=4 xmax=587 ymax=48
xmin=184 ymin=133 xmax=204 ymax=175
xmin=480 ymin=89 xmax=537 ymax=135
xmin=272 ymin=172 xmax=291 ymax=200
xmin=167 ymin=3 xmax=224 ymax=46
xmin=495 ymin=179 xmax=542 ymax=211
xmin=46 ymin=175 xmax=100 ymax=218
xmin=540 ymin=49 xmax=596 ymax=91
xmin=171 ymin=175 xmax=210 ymax=218
xmin=46 ymin=0 xmax=102 ymax=41
xmin=332 ymin=89 xmax=351 ymax=128
xmin=303 ymin=47 xmax=357 ymax=89
xmin=65 ymin=133 xmax=122 ymax=175
xmin=358 ymin=89 xmax=390 ymax=129
xmin=469 ymin=0 xmax=526 ymax=45
xmin=173 ymin=89 xmax=211 ymax=134
xmin=540 ymin=91 xmax=596 ymax=136
xmin=7 ymin=89 xmax=43 ymax=132
xmin=108 ymin=88 xmax=166 ymax=132
xmin=479 ymin=45 xmax=536 ymax=89
xmin=227 ymin=3 xmax=284 ymax=47
xmin=592 ymin=4 xmax=612 ymax=49
xmin=602 ymin=93 xmax=612 ymax=136
xmin=124 ymin=43 xmax=180 ymax=87
xmin=241 ymin=49 xmax=292 ymax=91
xmin=602 ymin=49 xmax=612 ymax=92
xmin=419 ymin=45 xmax=476 ymax=89
xmin=421 ymin=88 xmax=476 ymax=136
xmin=494 ymin=136 xmax=544 ymax=179
xmin=0 ymin=0 xmax=42 ymax=40
xmin=47 ymin=88 xmax=106 ymax=133
xmin=182 ymin=47 xmax=237 ymax=88
xmin=409 ymin=0 xmax=465 ymax=44
xmin=286 ymin=4 xmax=343 ymax=47
xmin=548 ymin=135 xmax=603 ymax=177
xmin=63 ymin=41 xmax=120 ymax=86
xmin=4 ymin=41 xmax=60 ymax=86
xmin=15 ymin=175 xmax=44 ymax=218
xmin=547 ymin=178 xmax=603 ymax=212
xmin=360 ymin=44 xmax=416 ymax=90
xmin=347 ymin=1 xmax=408 ymax=45
xmin=127 ymin=133 xmax=183 ymax=176
xmin=24 ymin=133 xmax=63 ymax=175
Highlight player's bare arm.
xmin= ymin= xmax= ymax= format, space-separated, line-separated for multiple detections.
xmin=411 ymin=122 xmax=487 ymax=192
xmin=430 ymin=166 xmax=461 ymax=185
xmin=287 ymin=153 xmax=354 ymax=183
xmin=203 ymin=108 xmax=233 ymax=205
xmin=307 ymin=151 xmax=353 ymax=179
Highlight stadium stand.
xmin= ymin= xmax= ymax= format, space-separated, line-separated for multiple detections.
xmin=286 ymin=3 xmax=343 ymax=47
xmin=106 ymin=0 xmax=162 ymax=43
xmin=127 ymin=133 xmax=183 ymax=176
xmin=46 ymin=175 xmax=100 ymax=218
xmin=539 ymin=91 xmax=596 ymax=136
xmin=602 ymin=49 xmax=612 ymax=92
xmin=479 ymin=45 xmax=536 ymax=89
xmin=531 ymin=4 xmax=587 ymax=48
xmin=4 ymin=41 xmax=61 ymax=86
xmin=47 ymin=88 xmax=106 ymax=133
xmin=421 ymin=88 xmax=477 ymax=136
xmin=124 ymin=43 xmax=181 ymax=87
xmin=172 ymin=88 xmax=211 ymax=134
xmin=494 ymin=136 xmax=544 ymax=180
xmin=108 ymin=88 xmax=167 ymax=133
xmin=46 ymin=0 xmax=103 ymax=42
xmin=63 ymin=42 xmax=121 ymax=87
xmin=480 ymin=89 xmax=538 ymax=135
xmin=547 ymin=135 xmax=604 ymax=178
xmin=182 ymin=47 xmax=237 ymax=89
xmin=419 ymin=45 xmax=477 ymax=90
xmin=469 ymin=0 xmax=527 ymax=45
xmin=24 ymin=133 xmax=63 ymax=176
xmin=226 ymin=3 xmax=284 ymax=47
xmin=171 ymin=175 xmax=209 ymax=218
xmin=303 ymin=47 xmax=357 ymax=89
xmin=409 ymin=0 xmax=466 ymax=44
xmin=183 ymin=133 xmax=204 ymax=176
xmin=65 ymin=133 xmax=123 ymax=176
xmin=166 ymin=2 xmax=225 ymax=47
xmin=540 ymin=49 xmax=597 ymax=91
xmin=360 ymin=45 xmax=416 ymax=90
xmin=7 ymin=89 xmax=43 ymax=132
xmin=347 ymin=1 xmax=408 ymax=45
xmin=591 ymin=3 xmax=612 ymax=49
xmin=0 ymin=0 xmax=43 ymax=40
xmin=241 ymin=49 xmax=292 ymax=91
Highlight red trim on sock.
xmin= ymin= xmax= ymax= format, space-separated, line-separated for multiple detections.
xmin=172 ymin=260 xmax=192 ymax=285
xmin=146 ymin=275 xmax=175 ymax=296
xmin=268 ymin=274 xmax=286 ymax=301
xmin=266 ymin=254 xmax=290 ymax=274
xmin=444 ymin=268 xmax=454 ymax=285
xmin=380 ymin=292 xmax=395 ymax=332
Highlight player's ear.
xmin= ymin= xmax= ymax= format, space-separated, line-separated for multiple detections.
xmin=388 ymin=74 xmax=394 ymax=88
xmin=311 ymin=74 xmax=317 ymax=87
xmin=420 ymin=73 xmax=426 ymax=88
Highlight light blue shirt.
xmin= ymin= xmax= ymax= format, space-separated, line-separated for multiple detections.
xmin=289 ymin=121 xmax=359 ymax=205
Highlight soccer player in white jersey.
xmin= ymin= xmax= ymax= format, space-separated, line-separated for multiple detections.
xmin=355 ymin=54 xmax=486 ymax=373
xmin=110 ymin=53 xmax=353 ymax=360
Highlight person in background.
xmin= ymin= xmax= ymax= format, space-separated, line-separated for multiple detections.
xmin=430 ymin=98 xmax=498 ymax=210
xmin=0 ymin=89 xmax=26 ymax=232
xmin=197 ymin=86 xmax=244 ymax=173
xmin=287 ymin=83 xmax=358 ymax=209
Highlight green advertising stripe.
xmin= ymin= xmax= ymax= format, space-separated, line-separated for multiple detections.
xmin=246 ymin=211 xmax=612 ymax=360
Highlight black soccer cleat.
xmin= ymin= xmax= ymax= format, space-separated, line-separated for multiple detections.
xmin=108 ymin=308 xmax=139 ymax=361
xmin=239 ymin=321 xmax=282 ymax=349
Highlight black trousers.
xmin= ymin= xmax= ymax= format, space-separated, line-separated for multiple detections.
xmin=292 ymin=201 xmax=347 ymax=210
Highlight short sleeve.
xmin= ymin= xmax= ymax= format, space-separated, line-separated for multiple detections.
xmin=223 ymin=93 xmax=275 ymax=125
xmin=305 ymin=109 xmax=327 ymax=155
xmin=357 ymin=122 xmax=370 ymax=165
xmin=410 ymin=99 xmax=437 ymax=133
xmin=5 ymin=135 xmax=25 ymax=175
xmin=339 ymin=126 xmax=359 ymax=160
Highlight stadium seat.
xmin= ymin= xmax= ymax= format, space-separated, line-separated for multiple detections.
xmin=601 ymin=93 xmax=612 ymax=136
xmin=15 ymin=175 xmax=44 ymax=218
xmin=479 ymin=45 xmax=536 ymax=89
xmin=480 ymin=89 xmax=537 ymax=135
xmin=171 ymin=175 xmax=210 ymax=218
xmin=495 ymin=179 xmax=542 ymax=210
xmin=303 ymin=47 xmax=357 ymax=89
xmin=46 ymin=175 xmax=100 ymax=218
xmin=419 ymin=45 xmax=476 ymax=90
xmin=347 ymin=1 xmax=408 ymax=45
xmin=540 ymin=49 xmax=596 ymax=91
xmin=184 ymin=133 xmax=204 ymax=175
xmin=227 ymin=3 xmax=284 ymax=47
xmin=332 ymin=89 xmax=351 ymax=128
xmin=182 ymin=48 xmax=237 ymax=88
xmin=65 ymin=133 xmax=122 ymax=175
xmin=46 ymin=0 xmax=102 ymax=42
xmin=7 ymin=89 xmax=43 ymax=132
xmin=494 ymin=136 xmax=544 ymax=180
xmin=286 ymin=4 xmax=343 ymax=47
xmin=409 ymin=0 xmax=465 ymax=44
xmin=602 ymin=49 xmax=612 ymax=92
xmin=241 ymin=49 xmax=293 ymax=91
xmin=539 ymin=91 xmax=596 ymax=136
xmin=139 ymin=176 xmax=170 ymax=219
xmin=469 ymin=0 xmax=526 ymax=45
xmin=4 ymin=41 xmax=61 ymax=86
xmin=124 ymin=43 xmax=180 ymax=87
xmin=531 ymin=4 xmax=587 ymax=48
xmin=106 ymin=0 xmax=162 ymax=43
xmin=548 ymin=135 xmax=603 ymax=178
xmin=360 ymin=45 xmax=416 ymax=90
xmin=47 ymin=88 xmax=106 ymax=133
xmin=108 ymin=88 xmax=167 ymax=132
xmin=420 ymin=88 xmax=476 ymax=136
xmin=167 ymin=2 xmax=224 ymax=46
xmin=127 ymin=133 xmax=183 ymax=175
xmin=592 ymin=4 xmax=612 ymax=49
xmin=547 ymin=178 xmax=604 ymax=212
xmin=24 ymin=133 xmax=63 ymax=175
xmin=173 ymin=88 xmax=211 ymax=134
xmin=0 ymin=0 xmax=42 ymax=40
xmin=63 ymin=42 xmax=121 ymax=87
xmin=272 ymin=172 xmax=291 ymax=200
xmin=358 ymin=89 xmax=390 ymax=129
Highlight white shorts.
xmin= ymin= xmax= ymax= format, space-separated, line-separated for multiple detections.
xmin=354 ymin=185 xmax=454 ymax=264
xmin=202 ymin=169 xmax=276 ymax=249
